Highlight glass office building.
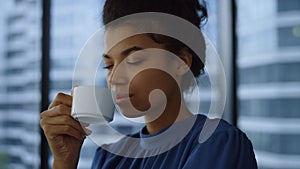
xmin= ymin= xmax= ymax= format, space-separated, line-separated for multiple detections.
xmin=0 ymin=0 xmax=42 ymax=169
xmin=50 ymin=0 xmax=141 ymax=168
xmin=237 ymin=0 xmax=300 ymax=168
xmin=50 ymin=1 xmax=101 ymax=168
xmin=1 ymin=0 xmax=300 ymax=169
xmin=0 ymin=0 xmax=230 ymax=168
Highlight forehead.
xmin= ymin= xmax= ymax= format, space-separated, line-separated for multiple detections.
xmin=104 ymin=24 xmax=138 ymax=52
xmin=104 ymin=25 xmax=165 ymax=56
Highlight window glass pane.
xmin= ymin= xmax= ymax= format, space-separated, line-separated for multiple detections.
xmin=202 ymin=0 xmax=220 ymax=48
xmin=0 ymin=0 xmax=42 ymax=169
xmin=237 ymin=0 xmax=300 ymax=168
xmin=278 ymin=26 xmax=300 ymax=47
xmin=246 ymin=131 xmax=300 ymax=154
xmin=239 ymin=63 xmax=300 ymax=84
xmin=50 ymin=0 xmax=142 ymax=168
xmin=277 ymin=0 xmax=300 ymax=12
xmin=49 ymin=0 xmax=223 ymax=168
xmin=50 ymin=1 xmax=103 ymax=168
xmin=198 ymin=0 xmax=223 ymax=118
xmin=239 ymin=98 xmax=300 ymax=118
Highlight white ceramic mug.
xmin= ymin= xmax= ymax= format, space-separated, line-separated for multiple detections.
xmin=71 ymin=86 xmax=115 ymax=124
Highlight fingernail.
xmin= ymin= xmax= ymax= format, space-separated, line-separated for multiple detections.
xmin=85 ymin=128 xmax=92 ymax=135
xmin=80 ymin=122 xmax=90 ymax=127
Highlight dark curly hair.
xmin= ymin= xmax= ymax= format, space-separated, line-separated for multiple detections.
xmin=102 ymin=0 xmax=208 ymax=82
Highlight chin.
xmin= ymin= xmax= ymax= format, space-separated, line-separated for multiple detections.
xmin=117 ymin=106 xmax=148 ymax=118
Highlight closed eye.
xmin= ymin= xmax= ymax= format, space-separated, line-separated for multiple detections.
xmin=126 ymin=53 xmax=145 ymax=64
xmin=126 ymin=59 xmax=143 ymax=64
xmin=103 ymin=65 xmax=113 ymax=70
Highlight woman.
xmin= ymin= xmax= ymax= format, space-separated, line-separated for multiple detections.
xmin=40 ymin=0 xmax=257 ymax=168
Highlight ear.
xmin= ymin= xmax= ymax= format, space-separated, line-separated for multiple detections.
xmin=176 ymin=48 xmax=192 ymax=76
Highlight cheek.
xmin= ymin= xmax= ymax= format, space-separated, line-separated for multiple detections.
xmin=105 ymin=70 xmax=114 ymax=88
xmin=129 ymin=69 xmax=179 ymax=110
xmin=105 ymin=74 xmax=111 ymax=88
xmin=128 ymin=73 xmax=151 ymax=111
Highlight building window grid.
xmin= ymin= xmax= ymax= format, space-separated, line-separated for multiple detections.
xmin=237 ymin=0 xmax=300 ymax=168
xmin=1 ymin=0 xmax=300 ymax=169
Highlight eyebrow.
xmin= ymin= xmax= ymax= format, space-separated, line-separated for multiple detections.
xmin=121 ymin=46 xmax=144 ymax=56
xmin=102 ymin=46 xmax=144 ymax=59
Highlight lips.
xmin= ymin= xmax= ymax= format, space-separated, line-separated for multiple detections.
xmin=115 ymin=93 xmax=133 ymax=104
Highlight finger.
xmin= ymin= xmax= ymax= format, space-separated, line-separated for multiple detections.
xmin=40 ymin=106 xmax=92 ymax=136
xmin=71 ymin=87 xmax=75 ymax=96
xmin=83 ymin=127 xmax=92 ymax=135
xmin=80 ymin=122 xmax=92 ymax=135
xmin=48 ymin=93 xmax=72 ymax=109
xmin=40 ymin=114 xmax=87 ymax=135
xmin=80 ymin=122 xmax=90 ymax=127
xmin=42 ymin=124 xmax=86 ymax=141
xmin=41 ymin=104 xmax=72 ymax=119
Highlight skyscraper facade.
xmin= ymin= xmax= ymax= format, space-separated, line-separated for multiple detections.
xmin=50 ymin=1 xmax=141 ymax=168
xmin=3 ymin=0 xmax=299 ymax=169
xmin=237 ymin=0 xmax=300 ymax=168
xmin=0 ymin=0 xmax=42 ymax=169
xmin=0 ymin=0 xmax=222 ymax=168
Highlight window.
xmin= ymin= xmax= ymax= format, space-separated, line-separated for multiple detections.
xmin=237 ymin=0 xmax=300 ymax=168
xmin=278 ymin=26 xmax=300 ymax=47
xmin=1 ymin=0 xmax=300 ymax=169
xmin=239 ymin=63 xmax=300 ymax=84
xmin=246 ymin=131 xmax=300 ymax=154
xmin=277 ymin=0 xmax=300 ymax=12
xmin=0 ymin=1 xmax=42 ymax=169
xmin=50 ymin=0 xmax=105 ymax=168
xmin=239 ymin=98 xmax=300 ymax=118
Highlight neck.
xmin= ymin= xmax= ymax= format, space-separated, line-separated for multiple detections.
xmin=144 ymin=96 xmax=193 ymax=134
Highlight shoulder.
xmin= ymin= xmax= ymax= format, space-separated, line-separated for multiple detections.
xmin=188 ymin=114 xmax=256 ymax=157
xmin=91 ymin=146 xmax=107 ymax=168
xmin=185 ymin=114 xmax=257 ymax=168
xmin=191 ymin=114 xmax=251 ymax=144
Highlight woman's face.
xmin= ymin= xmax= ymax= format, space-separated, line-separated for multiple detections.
xmin=103 ymin=26 xmax=184 ymax=118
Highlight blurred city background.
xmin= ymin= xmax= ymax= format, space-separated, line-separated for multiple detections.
xmin=0 ymin=0 xmax=299 ymax=169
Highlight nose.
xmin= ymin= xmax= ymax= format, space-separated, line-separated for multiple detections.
xmin=107 ymin=64 xmax=129 ymax=88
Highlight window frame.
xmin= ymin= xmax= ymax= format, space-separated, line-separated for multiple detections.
xmin=38 ymin=0 xmax=238 ymax=169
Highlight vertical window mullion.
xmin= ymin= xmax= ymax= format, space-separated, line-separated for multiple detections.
xmin=40 ymin=0 xmax=51 ymax=169
xmin=231 ymin=0 xmax=238 ymax=126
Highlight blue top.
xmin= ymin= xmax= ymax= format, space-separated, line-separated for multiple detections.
xmin=91 ymin=115 xmax=257 ymax=169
